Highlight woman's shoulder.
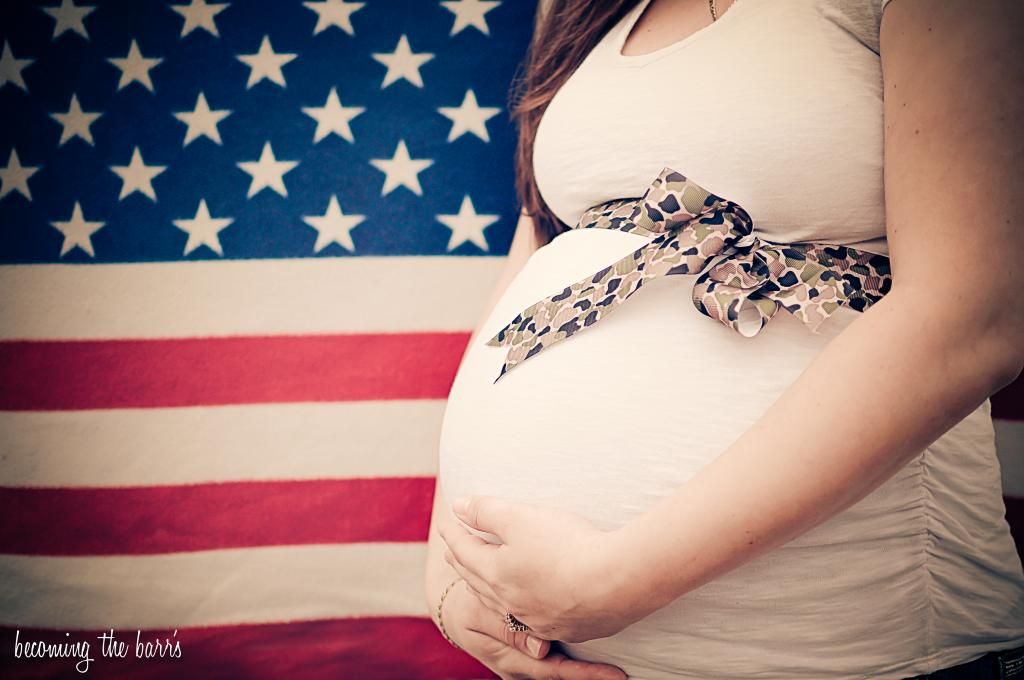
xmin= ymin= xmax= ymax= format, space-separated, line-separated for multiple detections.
xmin=815 ymin=0 xmax=900 ymax=55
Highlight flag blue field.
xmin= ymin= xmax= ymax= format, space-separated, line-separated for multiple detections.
xmin=1 ymin=0 xmax=532 ymax=263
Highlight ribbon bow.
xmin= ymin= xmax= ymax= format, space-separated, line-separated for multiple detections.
xmin=485 ymin=167 xmax=891 ymax=384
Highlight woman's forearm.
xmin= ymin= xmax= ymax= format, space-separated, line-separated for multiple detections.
xmin=425 ymin=284 xmax=504 ymax=613
xmin=425 ymin=477 xmax=464 ymax=613
xmin=427 ymin=216 xmax=540 ymax=610
xmin=602 ymin=287 xmax=1021 ymax=616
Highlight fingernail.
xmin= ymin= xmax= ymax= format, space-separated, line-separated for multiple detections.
xmin=452 ymin=497 xmax=469 ymax=517
xmin=526 ymin=636 xmax=543 ymax=657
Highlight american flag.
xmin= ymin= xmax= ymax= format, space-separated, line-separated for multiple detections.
xmin=0 ymin=1 xmax=1021 ymax=678
xmin=0 ymin=0 xmax=532 ymax=676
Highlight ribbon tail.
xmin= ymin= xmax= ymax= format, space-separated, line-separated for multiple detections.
xmin=492 ymin=361 xmax=508 ymax=384
xmin=486 ymin=235 xmax=673 ymax=382
xmin=485 ymin=305 xmax=536 ymax=348
xmin=486 ymin=199 xmax=749 ymax=383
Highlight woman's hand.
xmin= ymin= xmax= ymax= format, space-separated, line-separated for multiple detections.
xmin=439 ymin=495 xmax=645 ymax=644
xmin=444 ymin=578 xmax=628 ymax=680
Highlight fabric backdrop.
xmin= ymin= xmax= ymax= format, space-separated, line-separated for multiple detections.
xmin=0 ymin=1 xmax=1020 ymax=678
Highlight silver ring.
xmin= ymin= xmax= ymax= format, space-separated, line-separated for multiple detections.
xmin=504 ymin=611 xmax=530 ymax=632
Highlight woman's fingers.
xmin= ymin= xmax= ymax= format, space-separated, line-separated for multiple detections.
xmin=445 ymin=547 xmax=503 ymax=605
xmin=463 ymin=579 xmax=508 ymax=616
xmin=452 ymin=583 xmax=628 ymax=680
xmin=533 ymin=651 xmax=629 ymax=680
xmin=486 ymin=611 xmax=549 ymax=659
xmin=493 ymin=647 xmax=629 ymax=680
xmin=464 ymin=582 xmax=546 ymax=658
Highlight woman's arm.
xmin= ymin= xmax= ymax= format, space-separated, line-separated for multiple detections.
xmin=424 ymin=209 xmax=541 ymax=614
xmin=593 ymin=0 xmax=1024 ymax=617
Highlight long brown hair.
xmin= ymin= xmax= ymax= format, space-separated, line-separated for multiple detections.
xmin=508 ymin=0 xmax=640 ymax=247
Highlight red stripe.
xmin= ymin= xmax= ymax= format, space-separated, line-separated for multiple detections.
xmin=992 ymin=373 xmax=1023 ymax=421
xmin=1 ymin=333 xmax=1014 ymax=415
xmin=2 ymin=478 xmax=1020 ymax=561
xmin=0 ymin=618 xmax=496 ymax=680
xmin=0 ymin=332 xmax=469 ymax=410
xmin=0 ymin=478 xmax=433 ymax=556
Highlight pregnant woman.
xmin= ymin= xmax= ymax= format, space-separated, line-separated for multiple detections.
xmin=425 ymin=0 xmax=1024 ymax=678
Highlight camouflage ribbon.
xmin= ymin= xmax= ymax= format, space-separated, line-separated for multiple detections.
xmin=485 ymin=167 xmax=892 ymax=384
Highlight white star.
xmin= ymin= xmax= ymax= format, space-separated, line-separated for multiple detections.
xmin=302 ymin=87 xmax=364 ymax=144
xmin=107 ymin=39 xmax=163 ymax=92
xmin=436 ymin=195 xmax=499 ymax=251
xmin=50 ymin=93 xmax=102 ymax=146
xmin=0 ymin=41 xmax=34 ymax=92
xmin=237 ymin=142 xmax=298 ymax=198
xmin=173 ymin=92 xmax=231 ymax=146
xmin=302 ymin=195 xmax=365 ymax=253
xmin=237 ymin=35 xmax=296 ymax=89
xmin=438 ymin=89 xmax=501 ymax=142
xmin=110 ymin=147 xmax=166 ymax=201
xmin=50 ymin=202 xmax=105 ymax=257
xmin=41 ymin=0 xmax=97 ymax=40
xmin=441 ymin=0 xmax=501 ymax=36
xmin=303 ymin=0 xmax=364 ymax=35
xmin=369 ymin=139 xmax=434 ymax=197
xmin=173 ymin=199 xmax=233 ymax=256
xmin=371 ymin=34 xmax=434 ymax=89
xmin=170 ymin=0 xmax=229 ymax=38
xmin=0 ymin=149 xmax=40 ymax=201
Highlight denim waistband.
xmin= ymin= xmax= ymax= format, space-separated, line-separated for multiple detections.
xmin=906 ymin=643 xmax=1024 ymax=679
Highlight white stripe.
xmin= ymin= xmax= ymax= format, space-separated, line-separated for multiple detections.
xmin=996 ymin=419 xmax=1024 ymax=498
xmin=3 ymin=404 xmax=1016 ymax=493
xmin=0 ymin=401 xmax=443 ymax=486
xmin=0 ymin=544 xmax=428 ymax=629
xmin=0 ymin=257 xmax=504 ymax=340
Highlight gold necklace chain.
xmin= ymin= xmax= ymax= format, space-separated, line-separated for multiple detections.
xmin=708 ymin=0 xmax=718 ymax=21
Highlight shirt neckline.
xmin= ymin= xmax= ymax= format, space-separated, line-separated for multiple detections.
xmin=613 ymin=0 xmax=748 ymax=66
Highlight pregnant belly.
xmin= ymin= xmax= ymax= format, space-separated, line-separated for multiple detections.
xmin=437 ymin=228 xmax=932 ymax=678
xmin=439 ymin=227 xmax=866 ymax=534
